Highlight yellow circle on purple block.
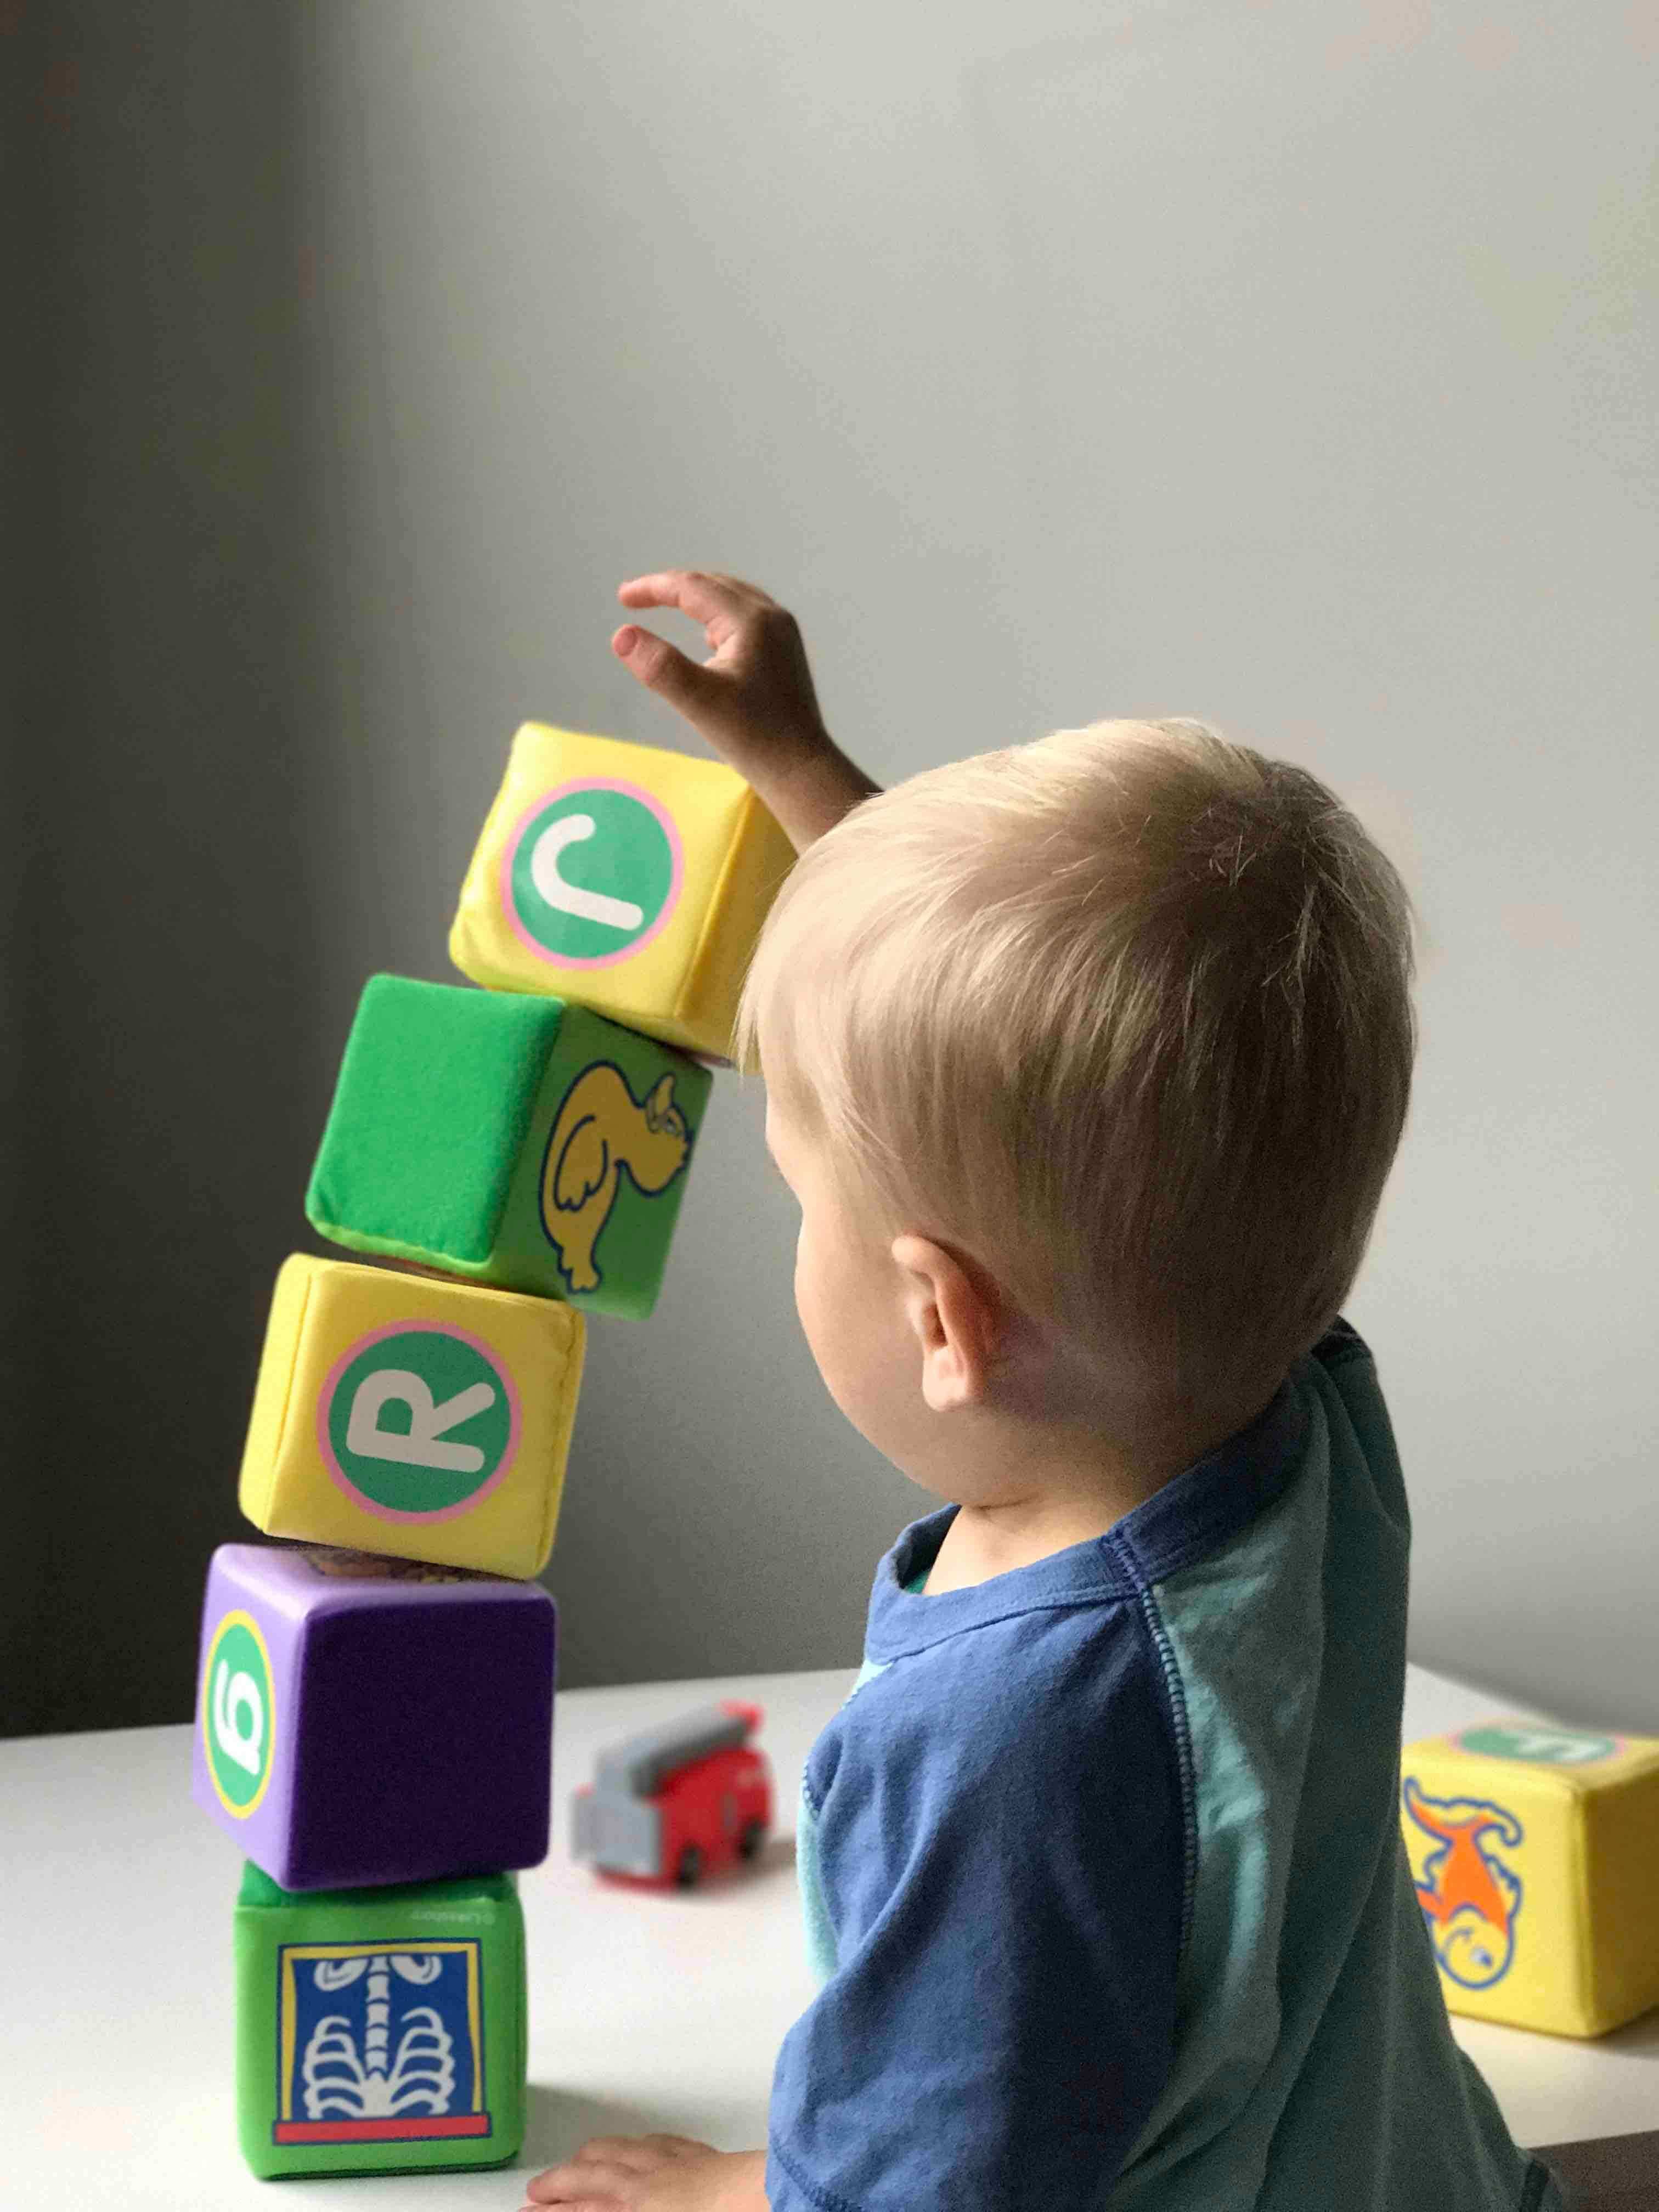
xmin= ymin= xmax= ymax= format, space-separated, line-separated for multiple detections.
xmin=202 ymin=1608 xmax=277 ymax=1819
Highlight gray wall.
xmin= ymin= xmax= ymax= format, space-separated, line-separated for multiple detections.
xmin=10 ymin=3 xmax=330 ymax=1735
xmin=3 ymin=0 xmax=46 ymax=1735
xmin=11 ymin=0 xmax=1657 ymax=1735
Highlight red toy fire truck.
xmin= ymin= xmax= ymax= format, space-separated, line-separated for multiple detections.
xmin=572 ymin=1700 xmax=772 ymax=1889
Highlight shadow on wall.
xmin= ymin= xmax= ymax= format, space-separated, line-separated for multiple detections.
xmin=5 ymin=4 xmax=331 ymax=1735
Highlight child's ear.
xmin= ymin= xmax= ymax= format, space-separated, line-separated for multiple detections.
xmin=890 ymin=1234 xmax=1005 ymax=1413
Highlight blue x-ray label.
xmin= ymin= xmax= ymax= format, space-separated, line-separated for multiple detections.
xmin=275 ymin=1940 xmax=488 ymax=2143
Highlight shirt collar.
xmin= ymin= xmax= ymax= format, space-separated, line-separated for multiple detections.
xmin=865 ymin=1366 xmax=1311 ymax=1662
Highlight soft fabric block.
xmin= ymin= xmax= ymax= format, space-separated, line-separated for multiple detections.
xmin=238 ymin=1254 xmax=584 ymax=1577
xmin=192 ymin=1542 xmax=556 ymax=1890
xmin=1401 ymin=1718 xmax=1659 ymax=2035
xmin=306 ymin=975 xmax=712 ymax=1318
xmin=448 ymin=721 xmax=795 ymax=1060
xmin=234 ymin=1860 xmax=525 ymax=2178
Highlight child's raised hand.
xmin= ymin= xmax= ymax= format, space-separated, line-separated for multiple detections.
xmin=613 ymin=569 xmax=878 ymax=850
xmin=613 ymin=571 xmax=825 ymax=776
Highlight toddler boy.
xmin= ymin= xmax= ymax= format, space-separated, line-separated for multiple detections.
xmin=522 ymin=571 xmax=1565 ymax=2212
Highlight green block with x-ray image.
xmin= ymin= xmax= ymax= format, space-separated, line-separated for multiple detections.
xmin=305 ymin=974 xmax=712 ymax=1319
xmin=234 ymin=1861 xmax=525 ymax=2179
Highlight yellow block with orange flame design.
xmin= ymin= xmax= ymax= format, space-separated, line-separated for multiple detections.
xmin=1400 ymin=1719 xmax=1659 ymax=2037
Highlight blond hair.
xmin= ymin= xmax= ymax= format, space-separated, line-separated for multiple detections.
xmin=733 ymin=719 xmax=1418 ymax=1425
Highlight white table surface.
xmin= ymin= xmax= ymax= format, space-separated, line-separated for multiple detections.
xmin=1 ymin=1662 xmax=1654 ymax=2209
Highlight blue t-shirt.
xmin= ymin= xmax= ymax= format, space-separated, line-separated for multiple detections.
xmin=765 ymin=1320 xmax=1566 ymax=2211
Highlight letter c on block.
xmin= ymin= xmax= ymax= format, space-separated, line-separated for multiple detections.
xmin=530 ymin=813 xmax=645 ymax=932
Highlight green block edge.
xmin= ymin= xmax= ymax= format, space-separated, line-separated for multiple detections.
xmin=308 ymin=997 xmax=714 ymax=1319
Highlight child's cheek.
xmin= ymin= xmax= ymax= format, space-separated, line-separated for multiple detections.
xmin=792 ymin=1221 xmax=823 ymax=1351
xmin=792 ymin=1221 xmax=851 ymax=1403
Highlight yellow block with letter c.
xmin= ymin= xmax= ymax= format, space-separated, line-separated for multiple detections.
xmin=448 ymin=722 xmax=795 ymax=1060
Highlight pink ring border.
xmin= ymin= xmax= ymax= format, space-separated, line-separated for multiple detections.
xmin=316 ymin=1321 xmax=522 ymax=1525
xmin=500 ymin=777 xmax=685 ymax=970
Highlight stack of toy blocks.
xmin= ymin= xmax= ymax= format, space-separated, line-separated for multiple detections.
xmin=191 ymin=723 xmax=794 ymax=2178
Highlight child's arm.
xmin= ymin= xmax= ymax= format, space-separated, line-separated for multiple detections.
xmin=613 ymin=569 xmax=879 ymax=851
xmin=764 ymin=1621 xmax=1184 ymax=2210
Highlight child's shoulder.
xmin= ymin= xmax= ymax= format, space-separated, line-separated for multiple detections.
xmin=1308 ymin=1313 xmax=1373 ymax=1372
xmin=827 ymin=1533 xmax=1184 ymax=1792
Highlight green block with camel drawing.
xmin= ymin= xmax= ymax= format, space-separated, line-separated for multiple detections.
xmin=306 ymin=974 xmax=712 ymax=1319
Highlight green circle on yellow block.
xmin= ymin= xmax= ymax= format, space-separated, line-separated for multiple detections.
xmin=324 ymin=1328 xmax=515 ymax=1516
xmin=1458 ymin=1724 xmax=1617 ymax=1765
xmin=508 ymin=787 xmax=677 ymax=962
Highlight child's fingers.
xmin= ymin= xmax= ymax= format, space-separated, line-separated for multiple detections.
xmin=617 ymin=570 xmax=748 ymax=639
xmin=611 ymin=623 xmax=727 ymax=716
xmin=520 ymin=2162 xmax=627 ymax=2205
xmin=571 ymin=2134 xmax=665 ymax=2169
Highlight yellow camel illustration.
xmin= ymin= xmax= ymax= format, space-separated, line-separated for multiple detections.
xmin=539 ymin=1063 xmax=691 ymax=1293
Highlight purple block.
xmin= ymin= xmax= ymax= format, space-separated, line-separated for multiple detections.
xmin=191 ymin=1542 xmax=556 ymax=1890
